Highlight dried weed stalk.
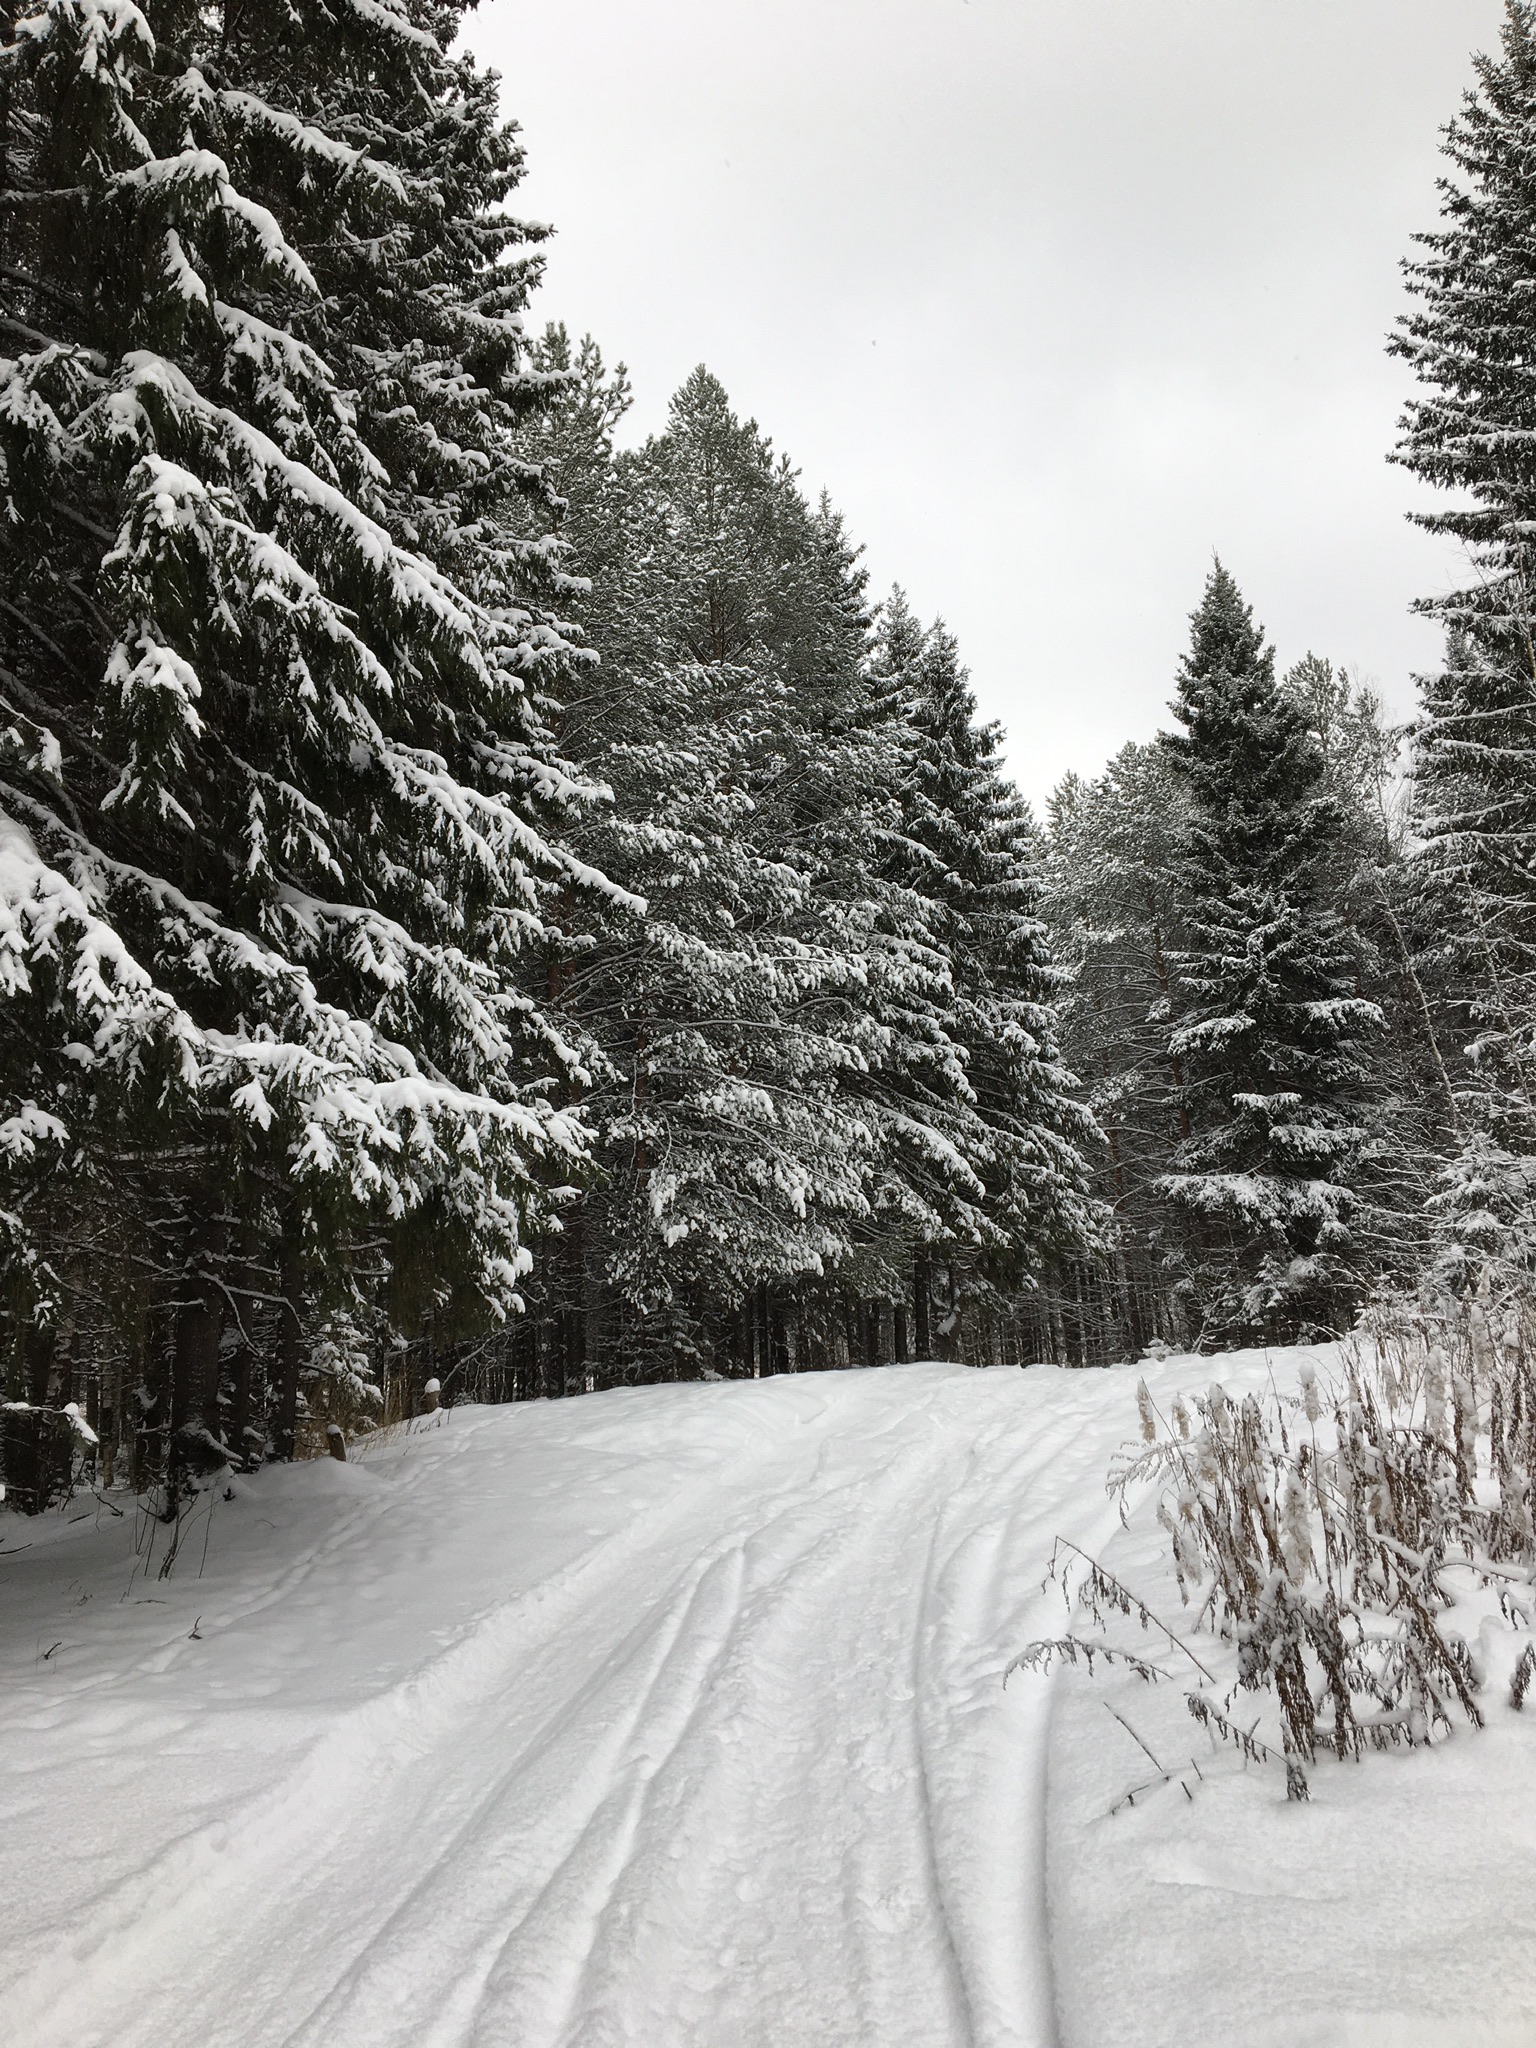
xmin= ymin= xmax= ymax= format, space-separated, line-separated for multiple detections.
xmin=1015 ymin=1271 xmax=1536 ymax=1800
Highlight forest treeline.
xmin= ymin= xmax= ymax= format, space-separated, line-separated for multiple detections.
xmin=1 ymin=0 xmax=1534 ymax=1509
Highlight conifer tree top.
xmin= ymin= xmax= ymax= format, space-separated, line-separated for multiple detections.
xmin=1174 ymin=561 xmax=1274 ymax=706
xmin=1391 ymin=0 xmax=1536 ymax=563
xmin=1165 ymin=563 xmax=1326 ymax=855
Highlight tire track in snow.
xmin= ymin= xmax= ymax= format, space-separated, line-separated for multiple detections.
xmin=269 ymin=1376 xmax=977 ymax=2048
xmin=4 ymin=1364 xmax=1147 ymax=2048
xmin=517 ymin=1379 xmax=987 ymax=2048
xmin=275 ymin=1541 xmax=758 ymax=2048
xmin=1 ymin=1386 xmax=855 ymax=2048
xmin=501 ymin=1373 xmax=1110 ymax=2048
xmin=913 ymin=1396 xmax=1133 ymax=2048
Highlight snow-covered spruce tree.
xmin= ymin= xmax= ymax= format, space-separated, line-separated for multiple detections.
xmin=873 ymin=592 xmax=1101 ymax=1362
xmin=1391 ymin=1 xmax=1536 ymax=1291
xmin=516 ymin=356 xmax=883 ymax=1383
xmin=1160 ymin=565 xmax=1383 ymax=1342
xmin=0 ymin=1 xmax=610 ymax=1493
xmin=518 ymin=356 xmax=1082 ymax=1381
xmin=1044 ymin=661 xmax=1446 ymax=1354
xmin=780 ymin=562 xmax=994 ymax=1369
xmin=1044 ymin=741 xmax=1195 ymax=1350
xmin=1281 ymin=655 xmax=1459 ymax=1287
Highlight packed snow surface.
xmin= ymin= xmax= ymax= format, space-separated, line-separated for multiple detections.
xmin=2 ymin=1354 xmax=1534 ymax=2048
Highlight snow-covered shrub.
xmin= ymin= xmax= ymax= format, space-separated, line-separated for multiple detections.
xmin=1426 ymin=1131 xmax=1536 ymax=1314
xmin=296 ymin=1309 xmax=383 ymax=1456
xmin=1018 ymin=1281 xmax=1536 ymax=1799
xmin=0 ymin=1396 xmax=96 ymax=1513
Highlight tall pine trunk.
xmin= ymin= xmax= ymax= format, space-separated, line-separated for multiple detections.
xmin=168 ymin=1206 xmax=227 ymax=1501
xmin=913 ymin=1249 xmax=933 ymax=1360
xmin=273 ymin=1244 xmax=305 ymax=1463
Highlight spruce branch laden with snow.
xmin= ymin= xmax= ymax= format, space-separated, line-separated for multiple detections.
xmin=0 ymin=0 xmax=623 ymax=1492
xmin=1392 ymin=0 xmax=1536 ymax=1273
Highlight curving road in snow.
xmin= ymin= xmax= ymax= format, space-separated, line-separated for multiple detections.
xmin=1 ymin=1360 xmax=1148 ymax=2048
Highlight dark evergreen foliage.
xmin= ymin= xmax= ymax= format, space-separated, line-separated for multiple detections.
xmin=1042 ymin=579 xmax=1406 ymax=1351
xmin=1157 ymin=565 xmax=1383 ymax=1339
xmin=1390 ymin=0 xmax=1536 ymax=1292
xmin=1045 ymin=741 xmax=1194 ymax=1350
xmin=7 ymin=0 xmax=1525 ymax=1512
xmin=0 ymin=0 xmax=612 ymax=1496
xmin=498 ymin=351 xmax=1100 ymax=1388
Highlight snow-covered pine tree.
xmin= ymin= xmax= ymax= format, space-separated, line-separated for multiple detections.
xmin=0 ymin=0 xmax=610 ymax=1490
xmin=1391 ymin=0 xmax=1536 ymax=1289
xmin=1160 ymin=565 xmax=1383 ymax=1342
xmin=774 ymin=558 xmax=991 ymax=1368
xmin=1044 ymin=661 xmax=1444 ymax=1351
xmin=523 ymin=359 xmax=1064 ymax=1380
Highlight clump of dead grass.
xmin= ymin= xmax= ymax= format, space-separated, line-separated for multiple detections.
xmin=1014 ymin=1271 xmax=1536 ymax=1800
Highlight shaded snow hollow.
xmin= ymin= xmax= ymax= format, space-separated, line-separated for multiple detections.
xmin=2 ymin=1354 xmax=1533 ymax=2048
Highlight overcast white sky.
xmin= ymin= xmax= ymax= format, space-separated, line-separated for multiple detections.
xmin=463 ymin=0 xmax=1505 ymax=804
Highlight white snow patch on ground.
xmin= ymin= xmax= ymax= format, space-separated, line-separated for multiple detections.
xmin=0 ymin=1350 xmax=1533 ymax=2046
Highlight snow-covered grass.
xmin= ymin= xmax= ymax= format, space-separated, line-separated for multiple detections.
xmin=1 ymin=1352 xmax=1533 ymax=2047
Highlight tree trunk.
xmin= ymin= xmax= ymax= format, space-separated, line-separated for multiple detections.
xmin=769 ymin=1302 xmax=789 ymax=1376
xmin=752 ymin=1285 xmax=779 ymax=1379
xmin=169 ymin=1209 xmax=227 ymax=1498
xmin=227 ymin=1339 xmax=254 ymax=1470
xmin=101 ymin=1353 xmax=122 ymax=1491
xmin=562 ymin=1204 xmax=587 ymax=1395
xmin=24 ymin=1318 xmax=52 ymax=1407
xmin=913 ymin=1250 xmax=933 ymax=1361
xmin=943 ymin=1264 xmax=961 ymax=1363
xmin=1048 ymin=1288 xmax=1067 ymax=1366
xmin=5 ymin=1322 xmax=57 ymax=1513
xmin=273 ymin=1243 xmax=304 ymax=1461
xmin=1072 ymin=1261 xmax=1090 ymax=1367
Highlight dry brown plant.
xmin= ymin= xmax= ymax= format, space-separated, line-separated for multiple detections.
xmin=1015 ymin=1272 xmax=1536 ymax=1800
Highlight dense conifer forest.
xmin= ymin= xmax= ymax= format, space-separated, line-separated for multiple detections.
xmin=3 ymin=0 xmax=1536 ymax=1513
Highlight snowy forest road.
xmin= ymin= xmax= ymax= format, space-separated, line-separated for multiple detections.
xmin=1 ymin=1362 xmax=1147 ymax=2048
